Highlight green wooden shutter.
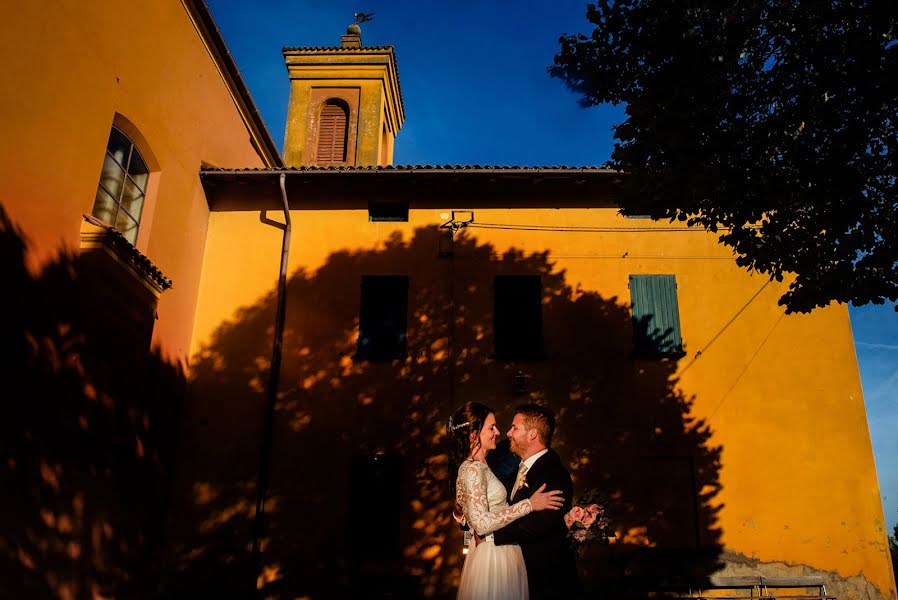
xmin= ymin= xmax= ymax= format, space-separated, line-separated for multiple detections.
xmin=629 ymin=275 xmax=683 ymax=355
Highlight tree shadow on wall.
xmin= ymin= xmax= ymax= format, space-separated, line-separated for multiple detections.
xmin=165 ymin=225 xmax=723 ymax=599
xmin=0 ymin=205 xmax=185 ymax=600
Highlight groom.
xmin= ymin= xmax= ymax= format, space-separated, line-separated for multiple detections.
xmin=493 ymin=404 xmax=580 ymax=600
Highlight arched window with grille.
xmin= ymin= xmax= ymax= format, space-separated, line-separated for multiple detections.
xmin=92 ymin=125 xmax=150 ymax=245
xmin=316 ymin=99 xmax=349 ymax=164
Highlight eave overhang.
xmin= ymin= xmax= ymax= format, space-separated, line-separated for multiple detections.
xmin=199 ymin=166 xmax=623 ymax=212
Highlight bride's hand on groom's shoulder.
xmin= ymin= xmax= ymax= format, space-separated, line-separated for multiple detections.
xmin=529 ymin=483 xmax=565 ymax=511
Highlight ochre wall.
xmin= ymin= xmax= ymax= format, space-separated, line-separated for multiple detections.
xmin=0 ymin=0 xmax=267 ymax=364
xmin=177 ymin=204 xmax=894 ymax=598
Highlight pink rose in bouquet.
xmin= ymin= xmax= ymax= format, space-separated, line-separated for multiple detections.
xmin=580 ymin=511 xmax=596 ymax=528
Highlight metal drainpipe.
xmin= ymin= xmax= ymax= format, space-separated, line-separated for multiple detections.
xmin=250 ymin=173 xmax=291 ymax=594
xmin=446 ymin=230 xmax=456 ymax=412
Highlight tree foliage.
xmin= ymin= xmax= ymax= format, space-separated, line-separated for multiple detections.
xmin=891 ymin=521 xmax=898 ymax=587
xmin=551 ymin=1 xmax=898 ymax=312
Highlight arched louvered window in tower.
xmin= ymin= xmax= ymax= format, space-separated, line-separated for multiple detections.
xmin=317 ymin=100 xmax=349 ymax=164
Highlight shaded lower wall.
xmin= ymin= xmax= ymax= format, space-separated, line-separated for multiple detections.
xmin=0 ymin=205 xmax=185 ymax=599
xmin=164 ymin=227 xmax=725 ymax=598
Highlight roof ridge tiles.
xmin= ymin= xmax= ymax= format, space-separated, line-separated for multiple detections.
xmin=282 ymin=45 xmax=395 ymax=52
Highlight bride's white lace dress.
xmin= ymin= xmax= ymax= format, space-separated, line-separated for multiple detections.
xmin=455 ymin=460 xmax=530 ymax=600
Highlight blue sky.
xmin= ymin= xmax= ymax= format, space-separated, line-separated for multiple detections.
xmin=207 ymin=0 xmax=625 ymax=165
xmin=207 ymin=0 xmax=898 ymax=530
xmin=850 ymin=303 xmax=898 ymax=528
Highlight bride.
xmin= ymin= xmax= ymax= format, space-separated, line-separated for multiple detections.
xmin=448 ymin=402 xmax=564 ymax=600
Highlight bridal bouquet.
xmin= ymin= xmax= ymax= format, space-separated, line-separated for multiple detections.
xmin=564 ymin=489 xmax=613 ymax=557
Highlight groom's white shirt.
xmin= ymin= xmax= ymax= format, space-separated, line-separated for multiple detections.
xmin=521 ymin=448 xmax=549 ymax=472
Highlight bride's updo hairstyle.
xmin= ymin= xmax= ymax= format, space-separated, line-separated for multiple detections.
xmin=447 ymin=401 xmax=494 ymax=495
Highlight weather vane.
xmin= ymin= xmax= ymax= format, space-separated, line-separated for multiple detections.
xmin=354 ymin=12 xmax=375 ymax=25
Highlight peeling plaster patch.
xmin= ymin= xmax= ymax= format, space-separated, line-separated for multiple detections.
xmin=719 ymin=549 xmax=893 ymax=600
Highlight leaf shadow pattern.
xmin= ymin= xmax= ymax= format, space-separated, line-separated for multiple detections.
xmin=165 ymin=225 xmax=722 ymax=598
xmin=0 ymin=204 xmax=185 ymax=599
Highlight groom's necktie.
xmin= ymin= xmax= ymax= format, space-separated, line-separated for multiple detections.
xmin=511 ymin=462 xmax=528 ymax=499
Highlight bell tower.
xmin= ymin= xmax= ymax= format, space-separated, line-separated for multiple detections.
xmin=282 ymin=24 xmax=405 ymax=167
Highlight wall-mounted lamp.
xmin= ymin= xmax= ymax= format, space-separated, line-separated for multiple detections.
xmin=513 ymin=370 xmax=528 ymax=397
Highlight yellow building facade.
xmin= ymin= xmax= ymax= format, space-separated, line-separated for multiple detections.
xmin=1 ymin=4 xmax=894 ymax=600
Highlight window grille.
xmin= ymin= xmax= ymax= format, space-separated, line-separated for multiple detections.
xmin=91 ymin=126 xmax=149 ymax=244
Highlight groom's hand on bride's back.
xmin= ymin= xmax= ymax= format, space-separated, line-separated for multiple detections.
xmin=452 ymin=500 xmax=464 ymax=523
xmin=529 ymin=483 xmax=564 ymax=511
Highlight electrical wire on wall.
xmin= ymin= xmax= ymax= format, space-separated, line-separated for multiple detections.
xmin=440 ymin=214 xmax=755 ymax=262
xmin=466 ymin=221 xmax=759 ymax=233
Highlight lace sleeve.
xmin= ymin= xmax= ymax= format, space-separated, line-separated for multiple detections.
xmin=457 ymin=462 xmax=532 ymax=536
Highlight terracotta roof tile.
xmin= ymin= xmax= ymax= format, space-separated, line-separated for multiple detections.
xmin=83 ymin=214 xmax=173 ymax=291
xmin=201 ymin=164 xmax=617 ymax=173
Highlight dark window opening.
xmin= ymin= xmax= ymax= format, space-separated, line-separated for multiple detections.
xmin=368 ymin=202 xmax=408 ymax=222
xmin=493 ymin=275 xmax=544 ymax=360
xmin=346 ymin=455 xmax=401 ymax=558
xmin=638 ymin=456 xmax=700 ymax=549
xmin=355 ymin=275 xmax=408 ymax=360
xmin=630 ymin=274 xmax=683 ymax=356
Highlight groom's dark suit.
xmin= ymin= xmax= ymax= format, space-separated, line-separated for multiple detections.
xmin=493 ymin=448 xmax=580 ymax=600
